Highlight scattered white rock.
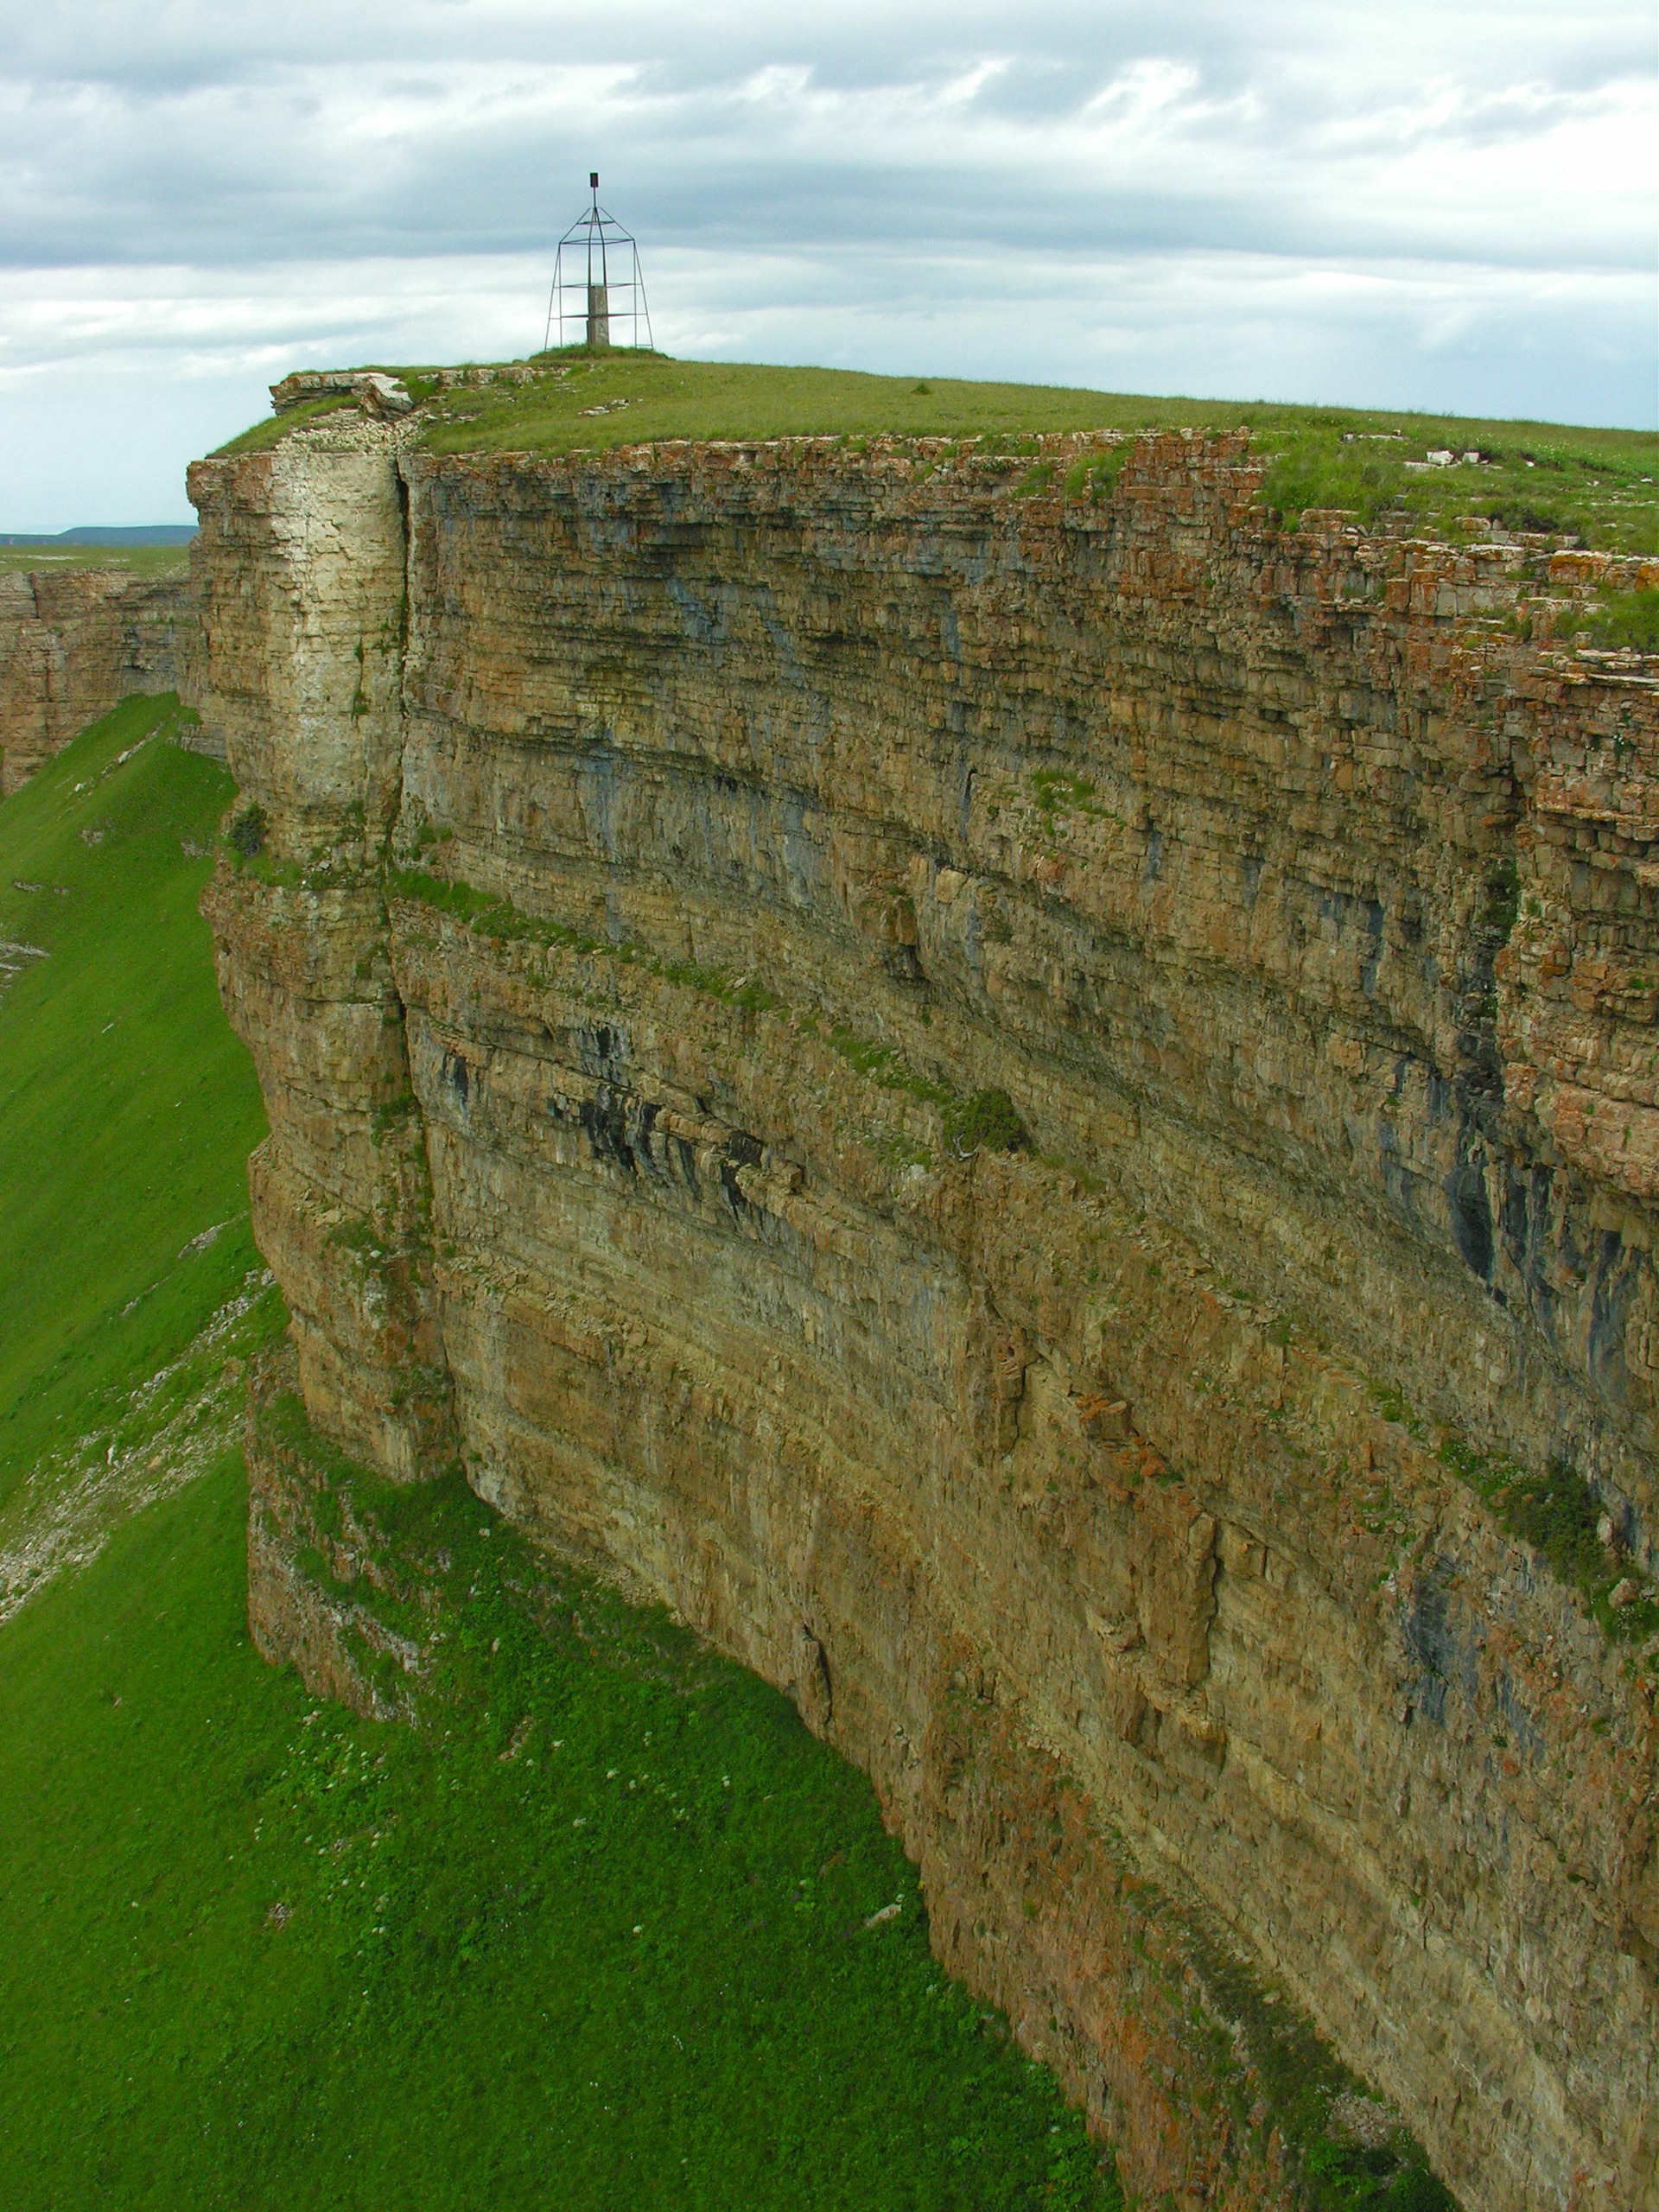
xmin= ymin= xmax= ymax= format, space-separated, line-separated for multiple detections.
xmin=0 ymin=1268 xmax=274 ymax=1624
xmin=0 ymin=938 xmax=48 ymax=976
xmin=1329 ymin=2090 xmax=1396 ymax=2149
xmin=269 ymin=369 xmax=415 ymax=418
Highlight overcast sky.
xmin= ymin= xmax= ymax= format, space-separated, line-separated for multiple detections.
xmin=2 ymin=0 xmax=1653 ymax=527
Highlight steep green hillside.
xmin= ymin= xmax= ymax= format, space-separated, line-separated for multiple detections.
xmin=0 ymin=695 xmax=274 ymax=1550
xmin=0 ymin=1440 xmax=1116 ymax=2211
xmin=0 ymin=707 xmax=1119 ymax=2205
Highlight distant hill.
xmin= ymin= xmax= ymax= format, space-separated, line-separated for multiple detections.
xmin=0 ymin=525 xmax=196 ymax=548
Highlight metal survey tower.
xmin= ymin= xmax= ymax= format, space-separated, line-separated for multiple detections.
xmin=543 ymin=174 xmax=654 ymax=353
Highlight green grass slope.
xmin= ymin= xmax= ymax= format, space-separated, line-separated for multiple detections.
xmin=217 ymin=351 xmax=1659 ymax=556
xmin=0 ymin=696 xmax=271 ymax=1525
xmin=0 ymin=704 xmax=1120 ymax=2206
xmin=0 ymin=1441 xmax=1116 ymax=2211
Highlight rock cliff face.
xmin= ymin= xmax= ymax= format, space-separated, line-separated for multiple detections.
xmin=0 ymin=563 xmax=193 ymax=792
xmin=192 ymin=411 xmax=1659 ymax=2212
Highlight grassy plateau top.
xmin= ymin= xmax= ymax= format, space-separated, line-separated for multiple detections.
xmin=216 ymin=347 xmax=1659 ymax=559
xmin=0 ymin=544 xmax=190 ymax=579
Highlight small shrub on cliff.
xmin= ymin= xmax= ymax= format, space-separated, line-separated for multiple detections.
xmin=823 ymin=1023 xmax=952 ymax=1109
xmin=944 ymin=1088 xmax=1028 ymax=1160
xmin=1434 ymin=1433 xmax=1659 ymax=1643
xmin=227 ymin=802 xmax=267 ymax=858
xmin=1186 ymin=1930 xmax=1456 ymax=2212
xmin=1029 ymin=768 xmax=1108 ymax=819
xmin=1260 ymin=436 xmax=1410 ymax=532
xmin=1062 ymin=446 xmax=1129 ymax=502
xmin=1580 ymin=587 xmax=1659 ymax=654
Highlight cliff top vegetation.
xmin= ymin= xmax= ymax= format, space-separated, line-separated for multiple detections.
xmin=0 ymin=544 xmax=190 ymax=578
xmin=219 ymin=348 xmax=1659 ymax=556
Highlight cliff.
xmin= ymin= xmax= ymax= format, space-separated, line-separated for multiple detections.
xmin=0 ymin=563 xmax=194 ymax=793
xmin=190 ymin=407 xmax=1659 ymax=2212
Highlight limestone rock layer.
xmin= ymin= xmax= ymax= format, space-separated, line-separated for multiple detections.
xmin=191 ymin=415 xmax=1659 ymax=2212
xmin=0 ymin=564 xmax=192 ymax=791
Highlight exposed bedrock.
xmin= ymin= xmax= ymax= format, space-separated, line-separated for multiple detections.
xmin=0 ymin=563 xmax=194 ymax=791
xmin=191 ymin=416 xmax=1659 ymax=2211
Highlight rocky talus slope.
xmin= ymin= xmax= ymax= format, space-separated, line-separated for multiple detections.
xmin=190 ymin=412 xmax=1659 ymax=2211
xmin=0 ymin=564 xmax=194 ymax=793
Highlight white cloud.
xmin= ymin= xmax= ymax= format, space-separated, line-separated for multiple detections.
xmin=0 ymin=0 xmax=1651 ymax=524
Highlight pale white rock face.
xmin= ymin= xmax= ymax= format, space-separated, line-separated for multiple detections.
xmin=200 ymin=415 xmax=1659 ymax=2212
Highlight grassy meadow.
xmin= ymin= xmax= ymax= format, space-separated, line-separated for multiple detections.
xmin=0 ymin=544 xmax=191 ymax=578
xmin=300 ymin=350 xmax=1659 ymax=556
xmin=0 ymin=702 xmax=1120 ymax=2208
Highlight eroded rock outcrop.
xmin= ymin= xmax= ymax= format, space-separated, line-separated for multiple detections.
xmin=0 ymin=563 xmax=193 ymax=791
xmin=193 ymin=410 xmax=1659 ymax=2212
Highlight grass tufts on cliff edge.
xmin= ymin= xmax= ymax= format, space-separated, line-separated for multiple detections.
xmin=0 ymin=706 xmax=1121 ymax=2205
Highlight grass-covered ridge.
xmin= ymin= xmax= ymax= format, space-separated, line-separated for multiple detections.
xmin=214 ymin=349 xmax=1659 ymax=556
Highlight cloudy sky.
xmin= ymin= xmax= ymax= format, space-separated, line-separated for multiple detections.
xmin=2 ymin=0 xmax=1653 ymax=527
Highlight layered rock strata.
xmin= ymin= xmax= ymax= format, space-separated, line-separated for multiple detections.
xmin=0 ymin=563 xmax=194 ymax=792
xmin=193 ymin=411 xmax=1659 ymax=2212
